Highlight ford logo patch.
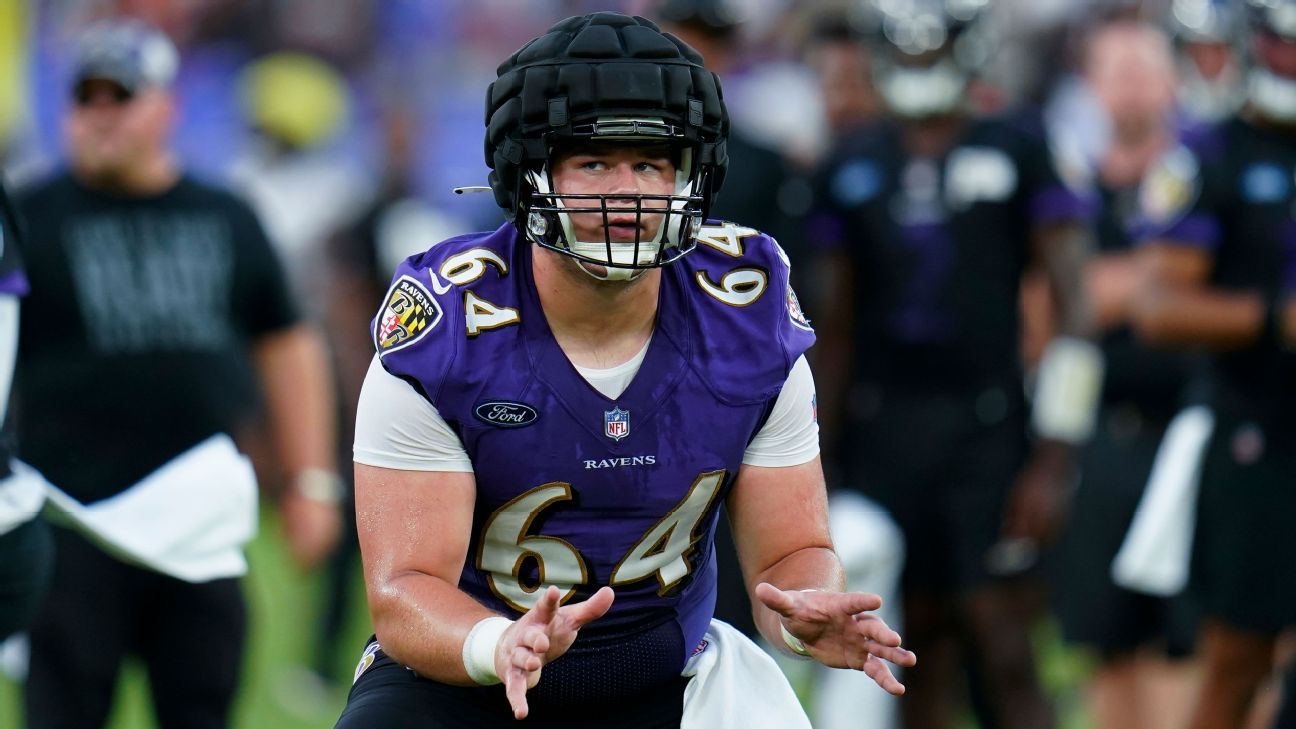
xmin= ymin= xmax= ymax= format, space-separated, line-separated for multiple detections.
xmin=474 ymin=401 xmax=539 ymax=428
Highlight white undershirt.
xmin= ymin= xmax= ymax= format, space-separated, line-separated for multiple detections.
xmin=353 ymin=351 xmax=820 ymax=472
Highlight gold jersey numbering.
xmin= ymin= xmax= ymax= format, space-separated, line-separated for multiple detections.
xmin=476 ymin=470 xmax=727 ymax=612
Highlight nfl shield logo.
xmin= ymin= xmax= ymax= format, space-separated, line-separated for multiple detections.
xmin=604 ymin=407 xmax=630 ymax=441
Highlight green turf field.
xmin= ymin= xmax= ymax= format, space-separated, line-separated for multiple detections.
xmin=0 ymin=508 xmax=1094 ymax=728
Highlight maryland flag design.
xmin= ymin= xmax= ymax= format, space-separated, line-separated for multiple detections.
xmin=376 ymin=275 xmax=441 ymax=354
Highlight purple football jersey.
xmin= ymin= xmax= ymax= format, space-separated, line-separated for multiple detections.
xmin=374 ymin=221 xmax=814 ymax=703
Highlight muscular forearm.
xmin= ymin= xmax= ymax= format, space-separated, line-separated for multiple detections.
xmin=1087 ymin=253 xmax=1140 ymax=332
xmin=253 ymin=325 xmax=337 ymax=476
xmin=1132 ymin=285 xmax=1265 ymax=350
xmin=749 ymin=546 xmax=844 ymax=648
xmin=1041 ymin=224 xmax=1096 ymax=338
xmin=369 ymin=571 xmax=502 ymax=685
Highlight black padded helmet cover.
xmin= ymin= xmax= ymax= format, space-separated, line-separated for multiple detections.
xmin=484 ymin=12 xmax=729 ymax=221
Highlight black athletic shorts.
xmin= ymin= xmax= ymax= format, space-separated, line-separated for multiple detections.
xmin=1190 ymin=410 xmax=1296 ymax=634
xmin=838 ymin=381 xmax=1028 ymax=593
xmin=336 ymin=639 xmax=689 ymax=729
xmin=1052 ymin=404 xmax=1198 ymax=658
xmin=1274 ymin=660 xmax=1296 ymax=729
xmin=0 ymin=514 xmax=52 ymax=639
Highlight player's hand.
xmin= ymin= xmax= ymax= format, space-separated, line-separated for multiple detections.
xmin=497 ymin=585 xmax=615 ymax=720
xmin=279 ymin=489 xmax=342 ymax=569
xmin=754 ymin=583 xmax=916 ymax=695
xmin=1002 ymin=441 xmax=1073 ymax=546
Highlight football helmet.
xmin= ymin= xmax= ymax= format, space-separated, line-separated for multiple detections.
xmin=866 ymin=0 xmax=993 ymax=119
xmin=1171 ymin=0 xmax=1244 ymax=122
xmin=484 ymin=12 xmax=729 ymax=280
xmin=1246 ymin=0 xmax=1296 ymax=122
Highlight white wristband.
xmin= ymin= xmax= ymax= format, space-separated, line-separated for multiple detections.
xmin=780 ymin=622 xmax=811 ymax=657
xmin=1031 ymin=337 xmax=1104 ymax=443
xmin=779 ymin=588 xmax=818 ymax=658
xmin=462 ymin=616 xmax=513 ymax=685
xmin=292 ymin=468 xmax=345 ymax=505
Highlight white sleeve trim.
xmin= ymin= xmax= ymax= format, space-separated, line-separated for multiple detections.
xmin=353 ymin=356 xmax=475 ymax=472
xmin=742 ymin=355 xmax=820 ymax=468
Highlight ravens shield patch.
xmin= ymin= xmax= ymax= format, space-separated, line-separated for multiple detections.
xmin=375 ymin=275 xmax=441 ymax=354
xmin=1139 ymin=145 xmax=1200 ymax=226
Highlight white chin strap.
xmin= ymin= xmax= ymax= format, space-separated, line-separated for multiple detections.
xmin=529 ymin=146 xmax=695 ymax=283
xmin=878 ymin=59 xmax=967 ymax=119
xmin=566 ymin=228 xmax=668 ymax=281
xmin=1248 ymin=67 xmax=1296 ymax=123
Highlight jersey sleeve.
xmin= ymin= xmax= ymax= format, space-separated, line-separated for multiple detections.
xmin=683 ymin=225 xmax=817 ymax=405
xmin=741 ymin=354 xmax=819 ymax=467
xmin=0 ymin=181 xmax=29 ymax=297
xmin=229 ymin=196 xmax=300 ymax=336
xmin=353 ymin=355 xmax=474 ymax=472
xmin=370 ymin=253 xmax=462 ymax=406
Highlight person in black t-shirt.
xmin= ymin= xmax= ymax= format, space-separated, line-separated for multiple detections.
xmin=809 ymin=4 xmax=1098 ymax=729
xmin=0 ymin=178 xmax=51 ymax=640
xmin=15 ymin=20 xmax=341 ymax=729
xmin=1132 ymin=4 xmax=1296 ymax=728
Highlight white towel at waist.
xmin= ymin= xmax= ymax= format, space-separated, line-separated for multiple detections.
xmin=41 ymin=433 xmax=258 ymax=583
xmin=1112 ymin=405 xmax=1214 ymax=597
xmin=0 ymin=462 xmax=49 ymax=535
xmin=681 ymin=618 xmax=812 ymax=729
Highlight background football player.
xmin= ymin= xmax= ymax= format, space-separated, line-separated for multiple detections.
xmin=809 ymin=1 xmax=1099 ymax=727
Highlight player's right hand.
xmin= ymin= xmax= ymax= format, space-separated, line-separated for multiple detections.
xmin=496 ymin=584 xmax=615 ymax=720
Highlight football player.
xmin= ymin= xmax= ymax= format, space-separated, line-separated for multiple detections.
xmin=1132 ymin=2 xmax=1296 ymax=727
xmin=339 ymin=12 xmax=915 ymax=729
xmin=808 ymin=1 xmax=1098 ymax=728
xmin=1170 ymin=0 xmax=1245 ymax=125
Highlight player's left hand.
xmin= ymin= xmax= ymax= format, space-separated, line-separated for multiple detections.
xmin=279 ymin=489 xmax=342 ymax=569
xmin=1002 ymin=441 xmax=1073 ymax=545
xmin=754 ymin=583 xmax=916 ymax=695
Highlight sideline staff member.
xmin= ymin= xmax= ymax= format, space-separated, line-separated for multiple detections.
xmin=16 ymin=20 xmax=340 ymax=729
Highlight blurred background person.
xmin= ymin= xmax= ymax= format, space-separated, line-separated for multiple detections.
xmin=1047 ymin=17 xmax=1201 ymax=729
xmin=802 ymin=9 xmax=883 ymax=147
xmin=13 ymin=19 xmax=340 ymax=729
xmin=0 ymin=178 xmax=47 ymax=642
xmin=1131 ymin=1 xmax=1296 ymax=727
xmin=1170 ymin=0 xmax=1244 ymax=126
xmin=808 ymin=1 xmax=1099 ymax=728
xmin=226 ymin=49 xmax=373 ymax=299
